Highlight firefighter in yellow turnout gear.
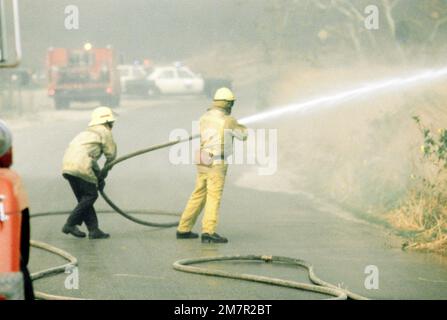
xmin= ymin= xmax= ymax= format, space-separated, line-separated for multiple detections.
xmin=177 ymin=88 xmax=248 ymax=243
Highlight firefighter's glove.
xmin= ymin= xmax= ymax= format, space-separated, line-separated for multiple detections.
xmin=98 ymin=179 xmax=106 ymax=192
xmin=98 ymin=169 xmax=109 ymax=180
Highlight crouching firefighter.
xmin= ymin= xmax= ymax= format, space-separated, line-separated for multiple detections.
xmin=61 ymin=107 xmax=117 ymax=239
xmin=176 ymin=88 xmax=248 ymax=243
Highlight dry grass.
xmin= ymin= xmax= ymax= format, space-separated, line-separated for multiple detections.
xmin=387 ymin=169 xmax=447 ymax=254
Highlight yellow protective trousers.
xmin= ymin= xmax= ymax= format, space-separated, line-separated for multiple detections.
xmin=177 ymin=164 xmax=228 ymax=234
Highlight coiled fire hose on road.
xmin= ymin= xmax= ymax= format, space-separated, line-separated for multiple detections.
xmin=30 ymin=239 xmax=81 ymax=300
xmin=173 ymin=255 xmax=368 ymax=300
xmin=29 ymin=135 xmax=369 ymax=300
xmin=30 ymin=210 xmax=181 ymax=300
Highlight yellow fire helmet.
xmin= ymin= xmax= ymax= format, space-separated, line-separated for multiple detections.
xmin=88 ymin=106 xmax=116 ymax=127
xmin=213 ymin=87 xmax=235 ymax=102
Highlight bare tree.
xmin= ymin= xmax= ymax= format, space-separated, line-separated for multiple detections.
xmin=381 ymin=0 xmax=400 ymax=39
xmin=257 ymin=0 xmax=447 ymax=64
xmin=429 ymin=16 xmax=447 ymax=42
xmin=313 ymin=0 xmax=377 ymax=57
xmin=427 ymin=1 xmax=447 ymax=43
xmin=254 ymin=0 xmax=303 ymax=63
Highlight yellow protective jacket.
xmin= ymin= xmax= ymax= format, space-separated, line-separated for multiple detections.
xmin=199 ymin=105 xmax=247 ymax=167
xmin=62 ymin=125 xmax=117 ymax=184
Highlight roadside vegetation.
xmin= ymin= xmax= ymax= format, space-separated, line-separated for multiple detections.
xmin=387 ymin=116 xmax=447 ymax=254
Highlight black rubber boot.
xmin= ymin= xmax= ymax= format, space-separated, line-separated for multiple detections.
xmin=62 ymin=224 xmax=86 ymax=238
xmin=88 ymin=228 xmax=110 ymax=239
xmin=201 ymin=233 xmax=228 ymax=244
xmin=176 ymin=231 xmax=199 ymax=239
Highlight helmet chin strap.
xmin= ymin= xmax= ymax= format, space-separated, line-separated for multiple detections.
xmin=105 ymin=122 xmax=114 ymax=129
xmin=211 ymin=100 xmax=234 ymax=115
xmin=225 ymin=101 xmax=234 ymax=115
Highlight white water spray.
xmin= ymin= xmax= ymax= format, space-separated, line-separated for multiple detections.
xmin=240 ymin=67 xmax=447 ymax=125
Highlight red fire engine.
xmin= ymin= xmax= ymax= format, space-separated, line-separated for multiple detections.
xmin=47 ymin=44 xmax=121 ymax=109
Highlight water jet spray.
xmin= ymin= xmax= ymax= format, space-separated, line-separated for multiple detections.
xmin=240 ymin=67 xmax=447 ymax=125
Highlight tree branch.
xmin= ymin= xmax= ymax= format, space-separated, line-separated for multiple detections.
xmin=429 ymin=16 xmax=447 ymax=42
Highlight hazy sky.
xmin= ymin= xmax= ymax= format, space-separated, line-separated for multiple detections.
xmin=17 ymin=0 xmax=446 ymax=70
xmin=19 ymin=0 xmax=263 ymax=69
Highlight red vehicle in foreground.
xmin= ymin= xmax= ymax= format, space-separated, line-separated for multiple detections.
xmin=47 ymin=45 xmax=121 ymax=109
xmin=0 ymin=124 xmax=33 ymax=300
xmin=0 ymin=0 xmax=34 ymax=300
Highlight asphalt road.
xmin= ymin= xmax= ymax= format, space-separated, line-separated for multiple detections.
xmin=9 ymin=93 xmax=447 ymax=300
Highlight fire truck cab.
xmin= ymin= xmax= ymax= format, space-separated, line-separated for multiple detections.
xmin=47 ymin=46 xmax=121 ymax=109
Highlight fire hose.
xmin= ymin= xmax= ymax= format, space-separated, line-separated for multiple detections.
xmin=97 ymin=135 xmax=199 ymax=227
xmin=30 ymin=210 xmax=181 ymax=300
xmin=29 ymin=135 xmax=369 ymax=300
xmin=30 ymin=239 xmax=81 ymax=300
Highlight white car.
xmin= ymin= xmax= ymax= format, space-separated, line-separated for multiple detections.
xmin=117 ymin=65 xmax=149 ymax=96
xmin=146 ymin=66 xmax=205 ymax=95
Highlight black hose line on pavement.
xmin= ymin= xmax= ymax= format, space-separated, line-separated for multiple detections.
xmin=96 ymin=135 xmax=198 ymax=227
xmin=99 ymin=190 xmax=179 ymax=228
xmin=28 ymin=137 xmax=369 ymax=300
xmin=31 ymin=209 xmax=181 ymax=219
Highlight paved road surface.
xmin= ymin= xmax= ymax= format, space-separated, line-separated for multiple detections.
xmin=9 ymin=94 xmax=447 ymax=299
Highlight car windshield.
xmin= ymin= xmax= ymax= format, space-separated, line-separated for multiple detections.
xmin=134 ymin=68 xmax=146 ymax=78
xmin=178 ymin=69 xmax=194 ymax=79
xmin=159 ymin=70 xmax=175 ymax=79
